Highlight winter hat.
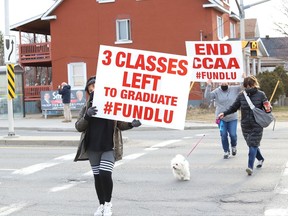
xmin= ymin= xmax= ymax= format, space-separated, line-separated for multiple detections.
xmin=85 ymin=76 xmax=96 ymax=93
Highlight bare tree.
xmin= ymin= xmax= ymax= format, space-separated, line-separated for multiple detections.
xmin=21 ymin=32 xmax=52 ymax=86
xmin=274 ymin=0 xmax=288 ymax=36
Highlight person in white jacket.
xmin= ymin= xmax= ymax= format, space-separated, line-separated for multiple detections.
xmin=204 ymin=80 xmax=242 ymax=159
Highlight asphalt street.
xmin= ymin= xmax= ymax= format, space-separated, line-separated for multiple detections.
xmin=0 ymin=116 xmax=287 ymax=216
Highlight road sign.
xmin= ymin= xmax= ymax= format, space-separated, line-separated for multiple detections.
xmin=7 ymin=64 xmax=15 ymax=99
xmin=4 ymin=35 xmax=16 ymax=64
xmin=250 ymin=41 xmax=258 ymax=57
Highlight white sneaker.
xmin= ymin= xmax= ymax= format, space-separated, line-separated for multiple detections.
xmin=246 ymin=168 xmax=253 ymax=176
xmin=256 ymin=160 xmax=264 ymax=168
xmin=223 ymin=152 xmax=230 ymax=159
xmin=232 ymin=147 xmax=237 ymax=156
xmin=94 ymin=204 xmax=104 ymax=216
xmin=103 ymin=202 xmax=112 ymax=216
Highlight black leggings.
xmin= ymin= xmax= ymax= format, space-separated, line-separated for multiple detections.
xmin=88 ymin=150 xmax=115 ymax=204
xmin=94 ymin=170 xmax=113 ymax=204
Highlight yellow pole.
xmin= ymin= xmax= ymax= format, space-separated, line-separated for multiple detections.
xmin=269 ymin=80 xmax=280 ymax=103
xmin=189 ymin=81 xmax=195 ymax=92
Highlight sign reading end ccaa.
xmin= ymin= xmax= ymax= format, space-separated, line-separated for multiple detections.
xmin=185 ymin=41 xmax=244 ymax=83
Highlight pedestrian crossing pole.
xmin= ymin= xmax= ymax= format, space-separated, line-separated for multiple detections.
xmin=4 ymin=0 xmax=16 ymax=136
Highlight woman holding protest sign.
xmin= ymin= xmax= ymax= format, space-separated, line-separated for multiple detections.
xmin=218 ymin=75 xmax=271 ymax=176
xmin=74 ymin=76 xmax=141 ymax=216
xmin=204 ymin=79 xmax=242 ymax=159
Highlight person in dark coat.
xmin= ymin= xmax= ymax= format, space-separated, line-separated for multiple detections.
xmin=218 ymin=75 xmax=271 ymax=176
xmin=74 ymin=76 xmax=141 ymax=216
xmin=58 ymin=82 xmax=72 ymax=122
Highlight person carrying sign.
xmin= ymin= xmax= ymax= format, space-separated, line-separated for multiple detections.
xmin=204 ymin=80 xmax=242 ymax=159
xmin=74 ymin=76 xmax=141 ymax=216
xmin=218 ymin=76 xmax=270 ymax=176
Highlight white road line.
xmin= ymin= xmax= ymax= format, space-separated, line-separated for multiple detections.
xmin=12 ymin=162 xmax=59 ymax=175
xmin=0 ymin=169 xmax=17 ymax=171
xmin=123 ymin=153 xmax=146 ymax=160
xmin=150 ymin=139 xmax=181 ymax=148
xmin=12 ymin=154 xmax=75 ymax=176
xmin=0 ymin=202 xmax=27 ymax=216
xmin=283 ymin=161 xmax=288 ymax=176
xmin=54 ymin=153 xmax=75 ymax=161
xmin=49 ymin=181 xmax=85 ymax=192
xmin=265 ymin=208 xmax=288 ymax=216
xmin=51 ymin=140 xmax=182 ymax=192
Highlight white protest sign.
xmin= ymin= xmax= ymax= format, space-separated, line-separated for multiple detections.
xmin=93 ymin=45 xmax=192 ymax=130
xmin=185 ymin=41 xmax=244 ymax=82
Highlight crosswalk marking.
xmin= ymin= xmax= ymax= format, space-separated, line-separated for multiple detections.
xmin=0 ymin=202 xmax=27 ymax=216
xmin=12 ymin=154 xmax=75 ymax=175
xmin=265 ymin=208 xmax=288 ymax=216
xmin=13 ymin=162 xmax=59 ymax=175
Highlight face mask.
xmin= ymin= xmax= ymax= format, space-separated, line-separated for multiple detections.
xmin=89 ymin=91 xmax=94 ymax=101
xmin=221 ymin=86 xmax=228 ymax=91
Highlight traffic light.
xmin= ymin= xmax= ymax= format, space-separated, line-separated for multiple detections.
xmin=250 ymin=41 xmax=258 ymax=57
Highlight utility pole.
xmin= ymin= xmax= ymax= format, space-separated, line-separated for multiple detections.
xmin=235 ymin=0 xmax=271 ymax=75
xmin=4 ymin=0 xmax=16 ymax=136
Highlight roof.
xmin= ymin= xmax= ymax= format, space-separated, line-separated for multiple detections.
xmin=10 ymin=0 xmax=63 ymax=35
xmin=261 ymin=37 xmax=288 ymax=60
xmin=10 ymin=14 xmax=51 ymax=35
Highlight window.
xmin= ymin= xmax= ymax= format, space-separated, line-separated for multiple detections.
xmin=217 ymin=16 xmax=224 ymax=39
xmin=67 ymin=62 xmax=87 ymax=90
xmin=96 ymin=0 xmax=115 ymax=3
xmin=115 ymin=19 xmax=132 ymax=44
xmin=230 ymin=22 xmax=236 ymax=38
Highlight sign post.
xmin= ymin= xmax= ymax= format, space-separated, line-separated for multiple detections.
xmin=4 ymin=0 xmax=16 ymax=136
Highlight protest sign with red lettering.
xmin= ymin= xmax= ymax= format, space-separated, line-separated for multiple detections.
xmin=185 ymin=41 xmax=244 ymax=82
xmin=92 ymin=45 xmax=191 ymax=130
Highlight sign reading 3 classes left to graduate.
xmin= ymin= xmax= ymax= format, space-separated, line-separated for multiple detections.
xmin=185 ymin=41 xmax=244 ymax=83
xmin=93 ymin=45 xmax=192 ymax=130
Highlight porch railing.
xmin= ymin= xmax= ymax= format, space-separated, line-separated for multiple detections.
xmin=19 ymin=42 xmax=51 ymax=63
xmin=24 ymin=85 xmax=53 ymax=101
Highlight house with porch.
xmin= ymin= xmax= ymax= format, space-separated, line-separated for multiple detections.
xmin=10 ymin=0 xmax=240 ymax=113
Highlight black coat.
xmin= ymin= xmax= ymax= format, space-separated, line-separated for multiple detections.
xmin=58 ymin=85 xmax=71 ymax=104
xmin=223 ymin=88 xmax=268 ymax=147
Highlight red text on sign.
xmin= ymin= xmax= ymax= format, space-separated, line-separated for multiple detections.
xmin=193 ymin=57 xmax=240 ymax=69
xmin=112 ymin=102 xmax=173 ymax=123
xmin=120 ymin=89 xmax=178 ymax=106
xmin=115 ymin=52 xmax=188 ymax=76
xmin=122 ymin=71 xmax=161 ymax=91
xmin=194 ymin=43 xmax=232 ymax=55
xmin=195 ymin=71 xmax=237 ymax=80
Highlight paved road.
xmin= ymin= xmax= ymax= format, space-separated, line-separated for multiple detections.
xmin=0 ymin=125 xmax=288 ymax=216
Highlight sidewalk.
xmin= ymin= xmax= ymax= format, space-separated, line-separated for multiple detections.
xmin=1 ymin=114 xmax=284 ymax=146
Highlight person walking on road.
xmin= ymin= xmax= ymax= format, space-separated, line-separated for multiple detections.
xmin=218 ymin=75 xmax=271 ymax=176
xmin=58 ymin=82 xmax=72 ymax=122
xmin=74 ymin=76 xmax=141 ymax=216
xmin=204 ymin=80 xmax=242 ymax=159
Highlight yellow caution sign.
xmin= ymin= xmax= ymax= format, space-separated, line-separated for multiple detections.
xmin=250 ymin=41 xmax=258 ymax=57
xmin=242 ymin=41 xmax=249 ymax=48
xmin=7 ymin=64 xmax=15 ymax=99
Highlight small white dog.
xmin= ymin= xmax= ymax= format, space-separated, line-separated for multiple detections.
xmin=170 ymin=154 xmax=190 ymax=181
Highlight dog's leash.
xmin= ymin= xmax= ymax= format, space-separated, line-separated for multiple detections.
xmin=186 ymin=134 xmax=205 ymax=158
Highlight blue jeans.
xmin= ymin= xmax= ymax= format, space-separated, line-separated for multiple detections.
xmin=248 ymin=146 xmax=264 ymax=169
xmin=219 ymin=119 xmax=238 ymax=153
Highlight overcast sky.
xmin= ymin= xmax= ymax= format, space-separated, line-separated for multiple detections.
xmin=0 ymin=0 xmax=286 ymax=38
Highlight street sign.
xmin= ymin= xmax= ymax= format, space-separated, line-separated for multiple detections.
xmin=7 ymin=64 xmax=15 ymax=99
xmin=4 ymin=35 xmax=16 ymax=64
xmin=250 ymin=41 xmax=258 ymax=57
